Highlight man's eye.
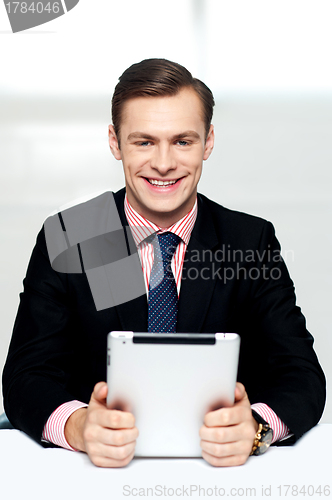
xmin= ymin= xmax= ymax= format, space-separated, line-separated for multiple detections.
xmin=138 ymin=141 xmax=151 ymax=147
xmin=177 ymin=140 xmax=189 ymax=146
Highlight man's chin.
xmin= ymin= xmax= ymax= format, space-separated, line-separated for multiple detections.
xmin=126 ymin=185 xmax=196 ymax=225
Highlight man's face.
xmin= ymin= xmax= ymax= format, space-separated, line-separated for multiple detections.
xmin=109 ymin=87 xmax=214 ymax=227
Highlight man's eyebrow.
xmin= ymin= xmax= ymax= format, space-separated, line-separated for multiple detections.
xmin=126 ymin=130 xmax=201 ymax=142
xmin=173 ymin=131 xmax=201 ymax=140
xmin=127 ymin=132 xmax=156 ymax=141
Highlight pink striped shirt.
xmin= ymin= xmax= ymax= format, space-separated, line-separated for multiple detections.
xmin=124 ymin=196 xmax=197 ymax=295
xmin=43 ymin=196 xmax=289 ymax=449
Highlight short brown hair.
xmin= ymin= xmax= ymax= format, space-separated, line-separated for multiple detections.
xmin=111 ymin=58 xmax=215 ymax=146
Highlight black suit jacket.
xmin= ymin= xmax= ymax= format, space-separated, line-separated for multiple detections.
xmin=2 ymin=188 xmax=326 ymax=446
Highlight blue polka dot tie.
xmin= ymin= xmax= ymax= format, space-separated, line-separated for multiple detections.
xmin=148 ymin=232 xmax=181 ymax=333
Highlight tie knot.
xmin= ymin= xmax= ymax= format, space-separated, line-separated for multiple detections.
xmin=152 ymin=232 xmax=181 ymax=265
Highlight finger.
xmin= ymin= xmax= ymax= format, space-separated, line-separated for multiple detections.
xmin=102 ymin=441 xmax=136 ymax=460
xmin=201 ymin=449 xmax=249 ymax=467
xmin=200 ymin=421 xmax=254 ymax=443
xmin=84 ymin=421 xmax=139 ymax=446
xmin=89 ymin=449 xmax=135 ymax=468
xmin=98 ymin=427 xmax=139 ymax=446
xmin=204 ymin=404 xmax=250 ymax=427
xmin=99 ymin=409 xmax=135 ymax=429
xmin=200 ymin=438 xmax=252 ymax=458
xmin=86 ymin=407 xmax=135 ymax=429
xmin=88 ymin=439 xmax=136 ymax=461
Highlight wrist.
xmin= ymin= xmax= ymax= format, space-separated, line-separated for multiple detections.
xmin=250 ymin=410 xmax=274 ymax=456
xmin=64 ymin=407 xmax=88 ymax=452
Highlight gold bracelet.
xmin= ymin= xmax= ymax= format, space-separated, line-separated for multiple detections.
xmin=250 ymin=423 xmax=263 ymax=456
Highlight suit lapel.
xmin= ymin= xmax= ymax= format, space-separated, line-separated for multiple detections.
xmin=115 ymin=294 xmax=148 ymax=332
xmin=177 ymin=195 xmax=219 ymax=333
xmin=112 ymin=189 xmax=221 ymax=334
xmin=113 ymin=188 xmax=148 ymax=332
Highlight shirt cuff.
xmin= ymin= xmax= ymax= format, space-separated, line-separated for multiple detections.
xmin=42 ymin=400 xmax=88 ymax=451
xmin=251 ymin=402 xmax=290 ymax=444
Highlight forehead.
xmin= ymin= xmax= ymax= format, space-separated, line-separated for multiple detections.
xmin=120 ymin=87 xmax=205 ymax=136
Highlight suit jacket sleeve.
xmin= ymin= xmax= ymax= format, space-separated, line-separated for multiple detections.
xmin=2 ymin=227 xmax=79 ymax=446
xmin=236 ymin=219 xmax=326 ymax=442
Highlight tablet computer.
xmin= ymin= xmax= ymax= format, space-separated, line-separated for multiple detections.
xmin=106 ymin=331 xmax=240 ymax=457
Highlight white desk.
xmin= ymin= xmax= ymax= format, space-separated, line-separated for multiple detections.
xmin=0 ymin=425 xmax=330 ymax=500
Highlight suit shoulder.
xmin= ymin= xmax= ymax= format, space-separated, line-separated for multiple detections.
xmin=40 ymin=189 xmax=125 ymax=266
xmin=45 ymin=189 xmax=117 ymax=219
xmin=198 ymin=193 xmax=273 ymax=230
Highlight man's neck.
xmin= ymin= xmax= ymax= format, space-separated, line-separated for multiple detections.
xmin=124 ymin=194 xmax=198 ymax=248
xmin=126 ymin=198 xmax=196 ymax=229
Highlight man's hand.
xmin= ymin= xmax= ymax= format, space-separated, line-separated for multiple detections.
xmin=199 ymin=382 xmax=258 ymax=467
xmin=64 ymin=382 xmax=138 ymax=468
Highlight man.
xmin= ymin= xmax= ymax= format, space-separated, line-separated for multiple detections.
xmin=3 ymin=59 xmax=326 ymax=468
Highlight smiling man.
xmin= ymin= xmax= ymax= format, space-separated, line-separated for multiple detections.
xmin=109 ymin=86 xmax=213 ymax=228
xmin=3 ymin=59 xmax=325 ymax=468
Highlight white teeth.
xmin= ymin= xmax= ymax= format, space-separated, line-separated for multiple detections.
xmin=149 ymin=179 xmax=177 ymax=186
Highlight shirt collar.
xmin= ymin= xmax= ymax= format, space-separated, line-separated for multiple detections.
xmin=124 ymin=195 xmax=197 ymax=248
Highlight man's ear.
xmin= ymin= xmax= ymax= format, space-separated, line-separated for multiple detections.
xmin=108 ymin=124 xmax=122 ymax=160
xmin=203 ymin=124 xmax=214 ymax=161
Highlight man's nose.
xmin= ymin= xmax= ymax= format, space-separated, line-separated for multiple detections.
xmin=150 ymin=144 xmax=176 ymax=173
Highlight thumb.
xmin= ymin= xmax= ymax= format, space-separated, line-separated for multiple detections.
xmin=234 ymin=382 xmax=247 ymax=403
xmin=90 ymin=381 xmax=108 ymax=405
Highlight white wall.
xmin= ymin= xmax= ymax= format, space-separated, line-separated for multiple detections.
xmin=1 ymin=0 xmax=331 ymax=421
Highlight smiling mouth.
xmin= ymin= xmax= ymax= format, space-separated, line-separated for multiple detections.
xmin=146 ymin=178 xmax=180 ymax=186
